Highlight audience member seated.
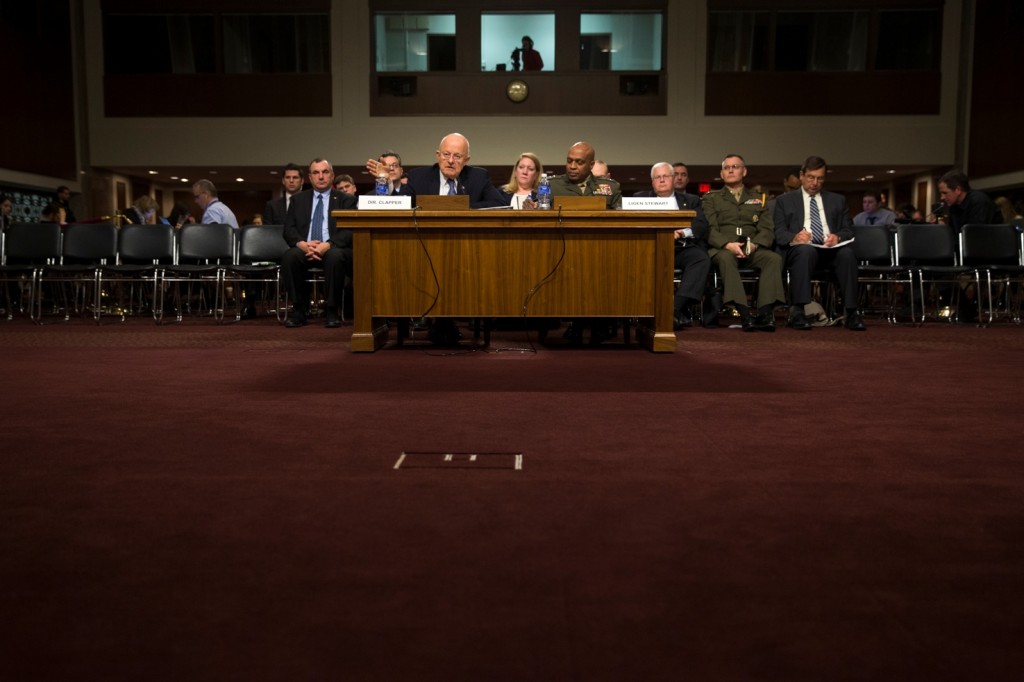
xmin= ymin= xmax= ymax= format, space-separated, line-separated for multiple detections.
xmin=853 ymin=190 xmax=897 ymax=225
xmin=281 ymin=158 xmax=357 ymax=329
xmin=937 ymin=169 xmax=1000 ymax=230
xmin=634 ymin=162 xmax=710 ymax=330
xmin=123 ymin=195 xmax=160 ymax=225
xmin=168 ymin=202 xmax=195 ymax=228
xmin=499 ymin=152 xmax=543 ymax=209
xmin=894 ymin=202 xmax=924 ymax=224
xmin=40 ymin=203 xmax=61 ymax=223
xmin=701 ymin=154 xmax=785 ymax=332
xmin=264 ymin=163 xmax=304 ymax=226
xmin=1 ymin=193 xmax=12 ymax=231
xmin=192 ymin=179 xmax=239 ymax=229
xmin=774 ymin=155 xmax=864 ymax=332
xmin=364 ymin=151 xmax=413 ymax=197
xmin=333 ymin=174 xmax=359 ymax=196
xmin=54 ymin=185 xmax=76 ymax=223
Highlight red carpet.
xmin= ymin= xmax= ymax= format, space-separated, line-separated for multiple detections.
xmin=2 ymin=317 xmax=1023 ymax=680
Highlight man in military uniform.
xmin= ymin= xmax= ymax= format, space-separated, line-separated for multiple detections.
xmin=549 ymin=141 xmax=622 ymax=209
xmin=549 ymin=141 xmax=621 ymax=343
xmin=701 ymin=154 xmax=786 ymax=331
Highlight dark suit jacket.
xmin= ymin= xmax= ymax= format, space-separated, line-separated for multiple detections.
xmin=633 ymin=190 xmax=709 ymax=240
xmin=264 ymin=192 xmax=305 ymax=226
xmin=773 ymin=189 xmax=854 ymax=248
xmin=283 ymin=189 xmax=358 ymax=249
xmin=406 ymin=164 xmax=505 ymax=208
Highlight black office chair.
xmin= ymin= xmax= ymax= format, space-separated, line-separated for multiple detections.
xmin=1 ymin=222 xmax=62 ymax=322
xmin=103 ymin=223 xmax=176 ymax=322
xmin=852 ymin=223 xmax=905 ymax=323
xmin=162 ymin=223 xmax=235 ymax=323
xmin=224 ymin=224 xmax=289 ymax=322
xmin=40 ymin=222 xmax=118 ymax=323
xmin=894 ymin=223 xmax=966 ymax=324
xmin=959 ymin=223 xmax=1024 ymax=325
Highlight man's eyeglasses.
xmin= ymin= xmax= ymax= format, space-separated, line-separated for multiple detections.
xmin=722 ymin=164 xmax=744 ymax=171
xmin=439 ymin=152 xmax=465 ymax=162
xmin=652 ymin=175 xmax=673 ymax=182
xmin=381 ymin=163 xmax=401 ymax=170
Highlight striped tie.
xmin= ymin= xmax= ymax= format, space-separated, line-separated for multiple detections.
xmin=809 ymin=195 xmax=824 ymax=244
xmin=310 ymin=194 xmax=323 ymax=242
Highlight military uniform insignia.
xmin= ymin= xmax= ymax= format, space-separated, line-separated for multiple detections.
xmin=744 ymin=198 xmax=763 ymax=205
xmin=593 ymin=184 xmax=613 ymax=196
xmin=752 ymin=214 xmax=759 ymax=222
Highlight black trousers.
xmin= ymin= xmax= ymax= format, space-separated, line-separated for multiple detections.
xmin=673 ymin=244 xmax=711 ymax=311
xmin=783 ymin=243 xmax=859 ymax=310
xmin=280 ymin=246 xmax=352 ymax=311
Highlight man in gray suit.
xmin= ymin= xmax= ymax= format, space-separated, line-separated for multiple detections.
xmin=774 ymin=155 xmax=865 ymax=331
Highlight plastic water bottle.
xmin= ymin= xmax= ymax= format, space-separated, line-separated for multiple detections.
xmin=375 ymin=175 xmax=389 ymax=196
xmin=536 ymin=173 xmax=551 ymax=210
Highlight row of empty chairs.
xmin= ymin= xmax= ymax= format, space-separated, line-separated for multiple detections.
xmin=1 ymin=222 xmax=290 ymax=324
xmin=851 ymin=222 xmax=1024 ymax=325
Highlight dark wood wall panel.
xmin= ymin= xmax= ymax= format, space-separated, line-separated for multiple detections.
xmin=104 ymin=74 xmax=332 ymax=117
xmin=371 ymin=73 xmax=664 ymax=117
xmin=967 ymin=2 xmax=1024 ymax=178
xmin=1 ymin=3 xmax=77 ymax=181
xmin=705 ymin=72 xmax=940 ymax=116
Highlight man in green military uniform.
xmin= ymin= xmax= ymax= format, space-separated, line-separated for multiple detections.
xmin=549 ymin=141 xmax=621 ymax=344
xmin=549 ymin=141 xmax=622 ymax=209
xmin=702 ymin=154 xmax=786 ymax=331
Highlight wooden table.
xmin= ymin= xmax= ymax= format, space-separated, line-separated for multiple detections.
xmin=333 ymin=209 xmax=693 ymax=352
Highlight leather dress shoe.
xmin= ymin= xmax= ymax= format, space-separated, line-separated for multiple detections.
xmin=742 ymin=314 xmax=757 ymax=332
xmin=673 ymin=312 xmax=692 ymax=331
xmin=240 ymin=305 xmax=257 ymax=320
xmin=324 ymin=309 xmax=342 ymax=328
xmin=754 ymin=311 xmax=776 ymax=332
xmin=285 ymin=312 xmax=307 ymax=328
xmin=845 ymin=311 xmax=867 ymax=331
xmin=787 ymin=309 xmax=812 ymax=330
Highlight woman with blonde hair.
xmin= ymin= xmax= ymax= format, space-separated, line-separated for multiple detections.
xmin=124 ymin=194 xmax=160 ymax=225
xmin=500 ymin=152 xmax=543 ymax=209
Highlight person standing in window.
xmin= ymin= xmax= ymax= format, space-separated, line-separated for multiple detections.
xmin=512 ymin=36 xmax=543 ymax=71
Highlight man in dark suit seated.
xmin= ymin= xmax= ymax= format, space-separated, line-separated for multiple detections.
xmin=773 ymin=155 xmax=865 ymax=331
xmin=281 ymin=158 xmax=357 ymax=328
xmin=405 ymin=133 xmax=505 ymax=208
xmin=263 ymin=163 xmax=304 ymax=226
xmin=635 ymin=162 xmax=710 ymax=330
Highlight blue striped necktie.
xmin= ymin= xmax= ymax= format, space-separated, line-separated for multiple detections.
xmin=310 ymin=194 xmax=324 ymax=241
xmin=446 ymin=179 xmax=456 ymax=195
xmin=809 ymin=195 xmax=824 ymax=244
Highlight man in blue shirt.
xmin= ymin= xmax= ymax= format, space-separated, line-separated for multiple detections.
xmin=192 ymin=179 xmax=239 ymax=229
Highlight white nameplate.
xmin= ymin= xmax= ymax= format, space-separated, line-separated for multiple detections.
xmin=358 ymin=195 xmax=412 ymax=210
xmin=622 ymin=197 xmax=676 ymax=211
